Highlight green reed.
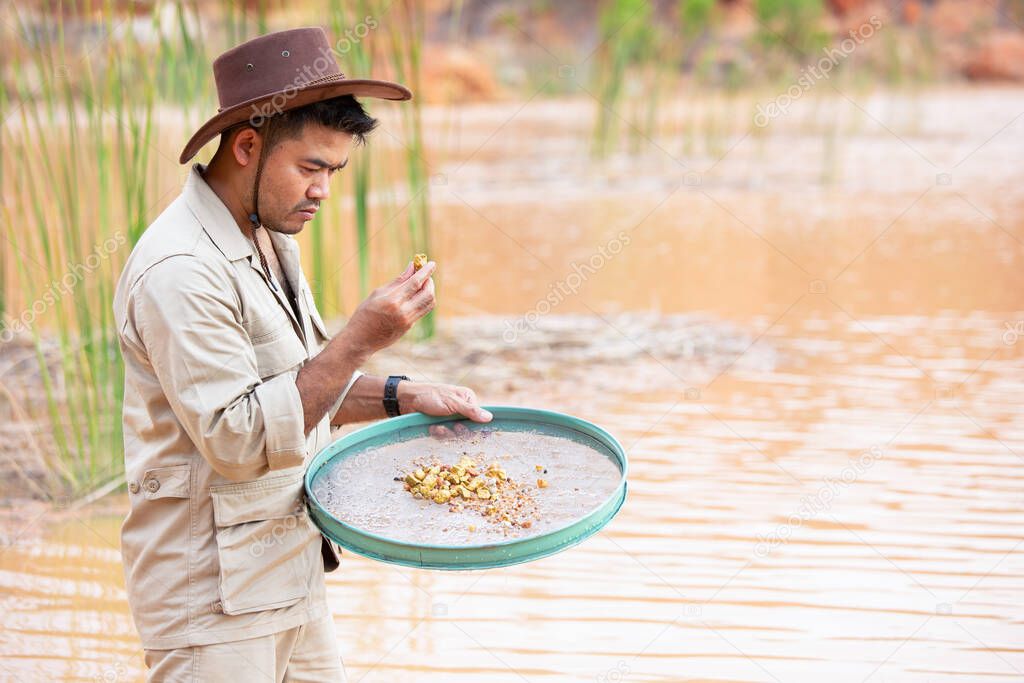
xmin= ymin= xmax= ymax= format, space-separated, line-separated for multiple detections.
xmin=753 ymin=0 xmax=828 ymax=66
xmin=3 ymin=1 xmax=145 ymax=495
xmin=591 ymin=0 xmax=655 ymax=157
xmin=327 ymin=0 xmax=376 ymax=306
xmin=381 ymin=0 xmax=434 ymax=339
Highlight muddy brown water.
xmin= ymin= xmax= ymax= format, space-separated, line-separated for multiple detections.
xmin=1 ymin=88 xmax=1023 ymax=681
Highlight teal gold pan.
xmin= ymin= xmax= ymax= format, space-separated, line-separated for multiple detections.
xmin=304 ymin=406 xmax=628 ymax=570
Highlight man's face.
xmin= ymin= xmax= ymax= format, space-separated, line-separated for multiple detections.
xmin=253 ymin=123 xmax=354 ymax=234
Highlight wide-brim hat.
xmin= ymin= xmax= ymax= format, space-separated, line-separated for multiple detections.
xmin=179 ymin=26 xmax=411 ymax=164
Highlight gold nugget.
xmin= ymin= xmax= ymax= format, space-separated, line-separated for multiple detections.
xmin=412 ymin=253 xmax=428 ymax=271
xmin=399 ymin=456 xmax=539 ymax=528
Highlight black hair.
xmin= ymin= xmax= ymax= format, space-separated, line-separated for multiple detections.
xmin=220 ymin=94 xmax=378 ymax=152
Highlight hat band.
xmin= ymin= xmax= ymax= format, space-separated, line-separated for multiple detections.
xmin=215 ymin=72 xmax=347 ymax=113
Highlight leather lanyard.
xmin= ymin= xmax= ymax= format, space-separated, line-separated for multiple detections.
xmin=247 ymin=132 xmax=279 ymax=292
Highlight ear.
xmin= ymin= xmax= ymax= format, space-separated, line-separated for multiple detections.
xmin=230 ymin=127 xmax=261 ymax=168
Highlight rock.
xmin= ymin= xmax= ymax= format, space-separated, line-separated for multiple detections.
xmin=929 ymin=0 xmax=997 ymax=39
xmin=827 ymin=0 xmax=872 ymax=15
xmin=903 ymin=0 xmax=923 ymax=25
xmin=421 ymin=45 xmax=501 ymax=102
xmin=965 ymin=32 xmax=1024 ymax=81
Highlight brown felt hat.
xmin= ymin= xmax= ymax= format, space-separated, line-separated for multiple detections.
xmin=179 ymin=26 xmax=412 ymax=164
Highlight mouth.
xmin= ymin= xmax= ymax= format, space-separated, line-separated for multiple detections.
xmin=296 ymin=207 xmax=318 ymax=221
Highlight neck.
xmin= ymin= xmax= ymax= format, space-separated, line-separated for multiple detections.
xmin=200 ymin=158 xmax=259 ymax=240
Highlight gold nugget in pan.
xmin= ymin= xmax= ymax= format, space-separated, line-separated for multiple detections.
xmin=412 ymin=253 xmax=428 ymax=272
xmin=399 ymin=456 xmax=540 ymax=531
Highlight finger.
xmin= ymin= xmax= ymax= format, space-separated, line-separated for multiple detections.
xmin=412 ymin=275 xmax=435 ymax=303
xmin=452 ymin=422 xmax=472 ymax=438
xmin=379 ymin=263 xmax=415 ymax=295
xmin=398 ymin=261 xmax=436 ymax=295
xmin=405 ymin=281 xmax=436 ymax=319
xmin=388 ymin=262 xmax=416 ymax=288
xmin=454 ymin=397 xmax=493 ymax=423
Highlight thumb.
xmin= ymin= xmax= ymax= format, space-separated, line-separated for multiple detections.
xmin=460 ymin=400 xmax=493 ymax=423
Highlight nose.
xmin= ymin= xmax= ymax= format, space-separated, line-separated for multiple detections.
xmin=308 ymin=173 xmax=329 ymax=201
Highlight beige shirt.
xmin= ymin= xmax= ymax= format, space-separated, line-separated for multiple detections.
xmin=113 ymin=164 xmax=362 ymax=650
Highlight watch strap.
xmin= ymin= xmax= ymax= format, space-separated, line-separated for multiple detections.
xmin=383 ymin=375 xmax=410 ymax=418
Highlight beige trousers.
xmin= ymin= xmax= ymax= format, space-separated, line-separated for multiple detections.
xmin=144 ymin=614 xmax=345 ymax=682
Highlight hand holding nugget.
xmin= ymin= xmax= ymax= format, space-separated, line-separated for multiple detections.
xmin=339 ymin=257 xmax=437 ymax=355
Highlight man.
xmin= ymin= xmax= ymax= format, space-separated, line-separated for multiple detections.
xmin=113 ymin=27 xmax=491 ymax=681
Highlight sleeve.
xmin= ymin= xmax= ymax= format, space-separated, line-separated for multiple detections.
xmin=305 ymin=293 xmax=363 ymax=424
xmin=130 ymin=256 xmax=306 ymax=481
xmin=328 ymin=369 xmax=364 ymax=424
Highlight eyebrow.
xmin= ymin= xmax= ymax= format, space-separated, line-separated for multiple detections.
xmin=302 ymin=157 xmax=349 ymax=171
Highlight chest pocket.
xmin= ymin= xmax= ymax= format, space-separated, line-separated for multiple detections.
xmin=244 ymin=305 xmax=307 ymax=378
xmin=253 ymin=331 xmax=307 ymax=378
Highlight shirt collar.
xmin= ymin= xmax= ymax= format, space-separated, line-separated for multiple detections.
xmin=183 ymin=163 xmax=255 ymax=262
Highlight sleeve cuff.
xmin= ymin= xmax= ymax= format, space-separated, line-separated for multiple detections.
xmin=329 ymin=370 xmax=364 ymax=424
xmin=254 ymin=370 xmax=306 ymax=470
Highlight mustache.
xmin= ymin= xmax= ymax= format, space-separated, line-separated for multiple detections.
xmin=294 ymin=202 xmax=319 ymax=212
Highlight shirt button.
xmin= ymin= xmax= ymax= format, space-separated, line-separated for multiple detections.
xmin=128 ymin=481 xmax=140 ymax=494
xmin=144 ymin=479 xmax=160 ymax=493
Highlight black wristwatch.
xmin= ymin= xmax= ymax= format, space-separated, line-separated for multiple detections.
xmin=383 ymin=375 xmax=409 ymax=418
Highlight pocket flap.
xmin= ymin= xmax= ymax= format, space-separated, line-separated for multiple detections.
xmin=210 ymin=473 xmax=304 ymax=527
xmin=253 ymin=332 xmax=307 ymax=378
xmin=142 ymin=464 xmax=191 ymax=500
